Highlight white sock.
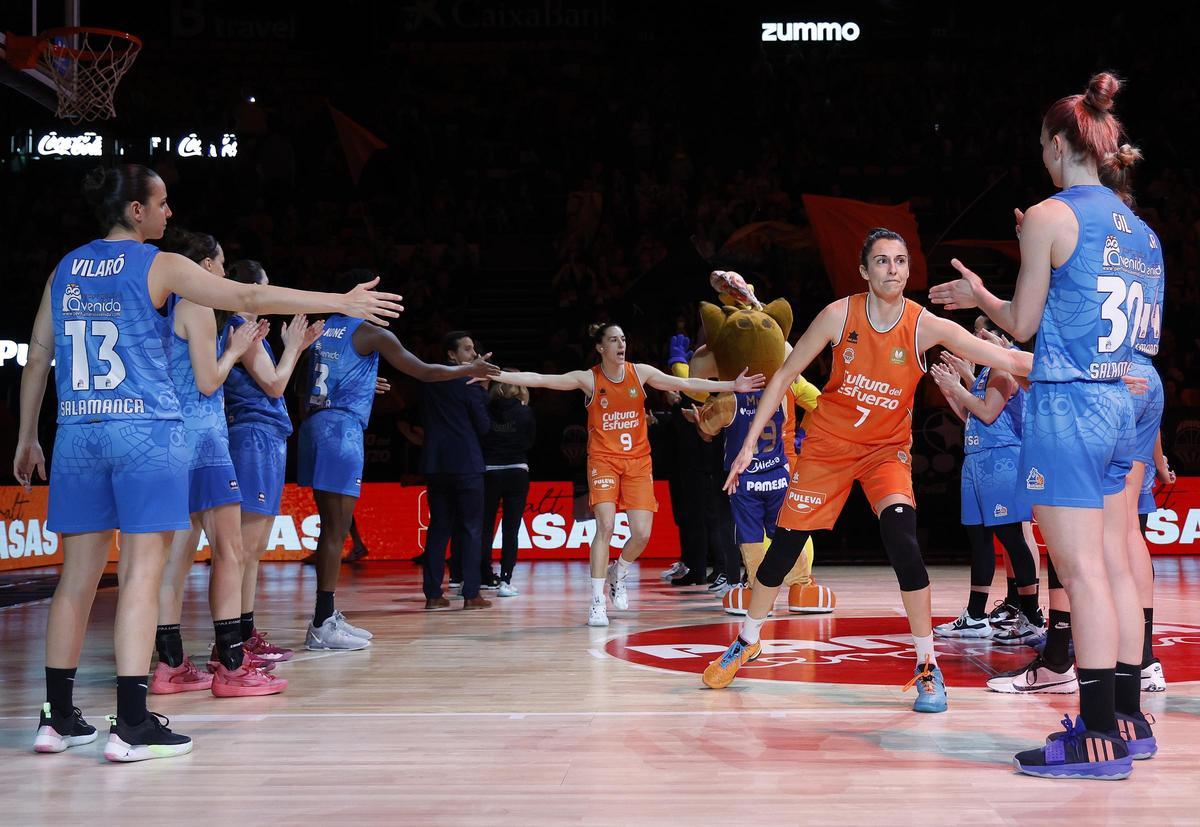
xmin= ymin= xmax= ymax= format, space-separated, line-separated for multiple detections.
xmin=740 ymin=616 xmax=766 ymax=645
xmin=913 ymin=633 xmax=936 ymax=666
xmin=591 ymin=578 xmax=605 ymax=601
xmin=616 ymin=557 xmax=632 ymax=577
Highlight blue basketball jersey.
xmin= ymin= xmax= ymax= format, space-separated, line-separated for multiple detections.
xmin=722 ymin=391 xmax=786 ymax=475
xmin=167 ymin=297 xmax=228 ymax=459
xmin=51 ymin=238 xmax=180 ymax=424
xmin=1030 ymin=185 xmax=1159 ymax=382
xmin=963 ymin=363 xmax=1024 ymax=454
xmin=305 ymin=315 xmax=380 ymax=429
xmin=222 ymin=316 xmax=293 ymax=438
xmin=1131 ymin=219 xmax=1165 ymax=365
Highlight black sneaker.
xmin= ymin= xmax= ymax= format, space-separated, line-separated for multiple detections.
xmin=987 ymin=599 xmax=1019 ymax=627
xmin=344 ymin=544 xmax=369 ymax=564
xmin=706 ymin=573 xmax=729 ymax=593
xmin=481 ymin=573 xmax=501 ymax=589
xmin=34 ymin=703 xmax=98 ymax=753
xmin=1014 ymin=715 xmax=1132 ymax=780
xmin=103 ymin=712 xmax=193 ymax=763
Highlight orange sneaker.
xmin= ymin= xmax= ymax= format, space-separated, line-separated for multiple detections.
xmin=701 ymin=637 xmax=762 ymax=689
xmin=786 ymin=582 xmax=836 ymax=614
xmin=149 ymin=658 xmax=213 ymax=695
xmin=211 ymin=663 xmax=288 ymax=698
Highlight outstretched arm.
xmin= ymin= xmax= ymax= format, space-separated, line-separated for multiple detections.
xmin=149 ymin=253 xmax=403 ymax=326
xmin=920 ymin=313 xmax=1033 ymax=377
xmin=639 ymin=363 xmax=765 ymax=396
xmin=359 ymin=325 xmax=499 ymax=382
xmin=490 ymin=369 xmax=594 ymax=394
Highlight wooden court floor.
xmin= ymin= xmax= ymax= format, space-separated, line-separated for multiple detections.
xmin=2 ymin=558 xmax=1199 ymax=825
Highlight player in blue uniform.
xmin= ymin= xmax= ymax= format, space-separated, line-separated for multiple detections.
xmin=930 ymin=320 xmax=1043 ymax=645
xmin=217 ymin=259 xmax=325 ymax=666
xmin=300 ymin=269 xmax=499 ymax=649
xmin=151 ymin=229 xmax=290 ymax=699
xmin=932 ymin=73 xmax=1157 ymax=779
xmin=14 ymin=164 xmax=402 ymax=761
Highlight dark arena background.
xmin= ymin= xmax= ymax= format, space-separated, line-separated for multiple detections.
xmin=1 ymin=1 xmax=1199 ymax=823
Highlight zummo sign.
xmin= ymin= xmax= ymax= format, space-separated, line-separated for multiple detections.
xmin=761 ymin=21 xmax=861 ymax=42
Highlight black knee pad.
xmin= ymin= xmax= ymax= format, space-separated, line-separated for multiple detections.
xmin=755 ymin=528 xmax=810 ymax=588
xmin=1047 ymin=556 xmax=1063 ymax=590
xmin=879 ymin=503 xmax=928 ymax=592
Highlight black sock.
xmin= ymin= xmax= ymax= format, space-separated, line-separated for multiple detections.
xmin=1077 ymin=667 xmax=1116 ymax=733
xmin=314 ymin=591 xmax=335 ymax=627
xmin=214 ymin=617 xmax=244 ymax=671
xmin=967 ymin=590 xmax=988 ymax=620
xmin=116 ymin=675 xmax=148 ymax=726
xmin=155 ymin=623 xmax=184 ymax=668
xmin=1142 ymin=607 xmax=1154 ymax=666
xmin=45 ymin=667 xmax=77 ymax=717
xmin=1115 ymin=661 xmax=1142 ymax=718
xmin=1018 ymin=591 xmax=1042 ymax=627
xmin=1005 ymin=577 xmax=1018 ymax=606
xmin=1043 ymin=609 xmax=1072 ymax=667
xmin=240 ymin=611 xmax=255 ymax=643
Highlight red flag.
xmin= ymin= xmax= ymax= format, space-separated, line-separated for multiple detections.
xmin=801 ymin=194 xmax=928 ymax=296
xmin=329 ymin=106 xmax=387 ymax=186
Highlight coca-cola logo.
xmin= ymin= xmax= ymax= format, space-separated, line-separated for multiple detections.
xmin=605 ymin=617 xmax=1200 ymax=686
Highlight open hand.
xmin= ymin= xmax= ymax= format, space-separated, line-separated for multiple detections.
xmin=929 ymin=259 xmax=984 ymax=311
xmin=343 ymin=276 xmax=404 ymax=326
xmin=733 ymin=367 xmax=766 ymax=393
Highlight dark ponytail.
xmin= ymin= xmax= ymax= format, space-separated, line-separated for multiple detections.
xmin=160 ymin=226 xmax=219 ymax=264
xmin=82 ymin=164 xmax=161 ymax=232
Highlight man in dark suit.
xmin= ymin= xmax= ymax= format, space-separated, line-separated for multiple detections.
xmin=421 ymin=331 xmax=493 ymax=609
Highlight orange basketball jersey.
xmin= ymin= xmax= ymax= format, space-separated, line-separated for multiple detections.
xmin=586 ymin=364 xmax=651 ymax=459
xmin=803 ymin=293 xmax=926 ymax=445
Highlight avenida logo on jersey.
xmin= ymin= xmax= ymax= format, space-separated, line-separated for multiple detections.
xmin=62 ymin=284 xmax=121 ymax=316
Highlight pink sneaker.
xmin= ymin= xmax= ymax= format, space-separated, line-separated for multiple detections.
xmin=211 ymin=663 xmax=288 ymax=697
xmin=205 ymin=645 xmax=276 ymax=674
xmin=149 ymin=658 xmax=213 ymax=695
xmin=246 ymin=628 xmax=293 ymax=662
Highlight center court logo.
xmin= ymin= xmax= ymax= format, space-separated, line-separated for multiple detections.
xmin=604 ymin=617 xmax=1200 ymax=687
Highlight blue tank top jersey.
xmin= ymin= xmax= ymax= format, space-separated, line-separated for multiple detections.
xmin=51 ymin=238 xmax=180 ymax=424
xmin=167 ymin=296 xmax=227 ymax=436
xmin=1030 ymin=185 xmax=1160 ymax=382
xmin=963 ymin=364 xmax=1024 ymax=454
xmin=222 ymin=316 xmax=293 ymax=438
xmin=1132 ymin=219 xmax=1165 ymax=365
xmin=722 ymin=391 xmax=786 ymax=475
xmin=305 ymin=315 xmax=379 ymax=429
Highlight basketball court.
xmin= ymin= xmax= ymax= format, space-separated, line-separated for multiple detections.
xmin=2 ymin=2 xmax=1198 ymax=823
xmin=2 ymin=561 xmax=1198 ymax=823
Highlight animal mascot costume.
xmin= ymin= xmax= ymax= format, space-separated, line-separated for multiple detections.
xmin=671 ymin=272 xmax=836 ymax=615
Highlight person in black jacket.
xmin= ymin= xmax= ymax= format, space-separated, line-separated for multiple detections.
xmin=480 ymin=373 xmax=537 ymax=596
xmin=420 ymin=331 xmax=494 ymax=610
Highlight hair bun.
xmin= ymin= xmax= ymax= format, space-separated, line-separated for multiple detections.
xmin=587 ymin=323 xmax=604 ymax=337
xmin=1083 ymin=71 xmax=1121 ymax=114
xmin=1112 ymin=143 xmax=1142 ymax=168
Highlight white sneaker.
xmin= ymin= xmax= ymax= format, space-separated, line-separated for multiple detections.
xmin=661 ymin=562 xmax=688 ymax=582
xmin=986 ymin=655 xmax=1077 ymax=694
xmin=331 ymin=610 xmax=372 ymax=640
xmin=606 ymin=562 xmax=629 ymax=610
xmin=305 ymin=616 xmax=371 ymax=650
xmin=706 ymin=573 xmax=729 ymax=593
xmin=713 ymin=582 xmax=733 ymax=599
xmin=497 ymin=581 xmax=519 ymax=597
xmin=587 ymin=597 xmax=609 ymax=627
xmin=992 ymin=612 xmax=1045 ymax=646
xmin=933 ymin=609 xmax=992 ymax=639
xmin=1141 ymin=659 xmax=1166 ymax=692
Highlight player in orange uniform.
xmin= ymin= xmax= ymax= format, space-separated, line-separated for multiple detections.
xmin=494 ymin=323 xmax=765 ymax=626
xmin=702 ymin=229 xmax=1032 ymax=712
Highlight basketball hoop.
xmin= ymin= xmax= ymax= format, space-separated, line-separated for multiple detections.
xmin=4 ymin=27 xmax=141 ymax=122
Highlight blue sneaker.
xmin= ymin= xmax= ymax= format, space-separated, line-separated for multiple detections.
xmin=1015 ymin=716 xmax=1132 ymax=780
xmin=1115 ymin=713 xmax=1157 ymax=759
xmin=904 ymin=657 xmax=948 ymax=713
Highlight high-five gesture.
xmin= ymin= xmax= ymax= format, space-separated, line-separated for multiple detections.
xmin=928 ymin=258 xmax=986 ymax=311
xmin=342 ymin=276 xmax=404 ymax=326
xmin=732 ymin=368 xmax=767 ymax=393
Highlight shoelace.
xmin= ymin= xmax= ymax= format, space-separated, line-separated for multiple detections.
xmin=902 ymin=657 xmax=938 ymax=694
xmin=106 ymin=711 xmax=174 ymax=732
xmin=720 ymin=640 xmax=747 ymax=668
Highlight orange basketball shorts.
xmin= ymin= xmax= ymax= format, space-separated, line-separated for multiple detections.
xmin=587 ymin=453 xmax=658 ymax=513
xmin=777 ymin=429 xmax=913 ymax=531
